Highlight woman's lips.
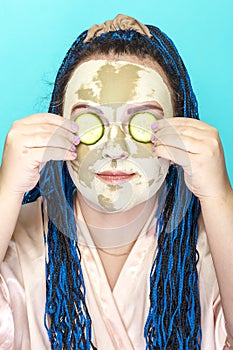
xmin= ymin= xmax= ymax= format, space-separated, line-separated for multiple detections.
xmin=95 ymin=171 xmax=137 ymax=184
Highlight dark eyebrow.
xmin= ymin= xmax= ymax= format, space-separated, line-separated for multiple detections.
xmin=71 ymin=103 xmax=102 ymax=116
xmin=127 ymin=103 xmax=163 ymax=115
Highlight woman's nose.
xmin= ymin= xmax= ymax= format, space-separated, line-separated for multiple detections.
xmin=101 ymin=125 xmax=129 ymax=160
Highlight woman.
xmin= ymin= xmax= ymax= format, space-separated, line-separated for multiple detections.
xmin=0 ymin=14 xmax=232 ymax=350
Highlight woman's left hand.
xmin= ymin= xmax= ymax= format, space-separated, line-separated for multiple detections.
xmin=151 ymin=117 xmax=231 ymax=201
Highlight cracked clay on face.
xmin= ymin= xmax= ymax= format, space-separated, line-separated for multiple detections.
xmin=63 ymin=59 xmax=173 ymax=212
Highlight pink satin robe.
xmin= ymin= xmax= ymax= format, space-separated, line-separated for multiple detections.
xmin=0 ymin=199 xmax=229 ymax=349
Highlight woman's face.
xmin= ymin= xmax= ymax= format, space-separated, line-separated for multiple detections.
xmin=63 ymin=56 xmax=173 ymax=212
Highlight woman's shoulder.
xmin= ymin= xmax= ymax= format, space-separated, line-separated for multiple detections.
xmin=1 ymin=197 xmax=45 ymax=282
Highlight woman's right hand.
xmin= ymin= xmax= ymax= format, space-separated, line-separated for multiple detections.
xmin=0 ymin=113 xmax=80 ymax=196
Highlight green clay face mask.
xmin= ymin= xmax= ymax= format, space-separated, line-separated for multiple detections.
xmin=64 ymin=59 xmax=173 ymax=212
xmin=63 ymin=59 xmax=173 ymax=118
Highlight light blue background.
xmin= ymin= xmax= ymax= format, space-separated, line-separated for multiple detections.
xmin=0 ymin=0 xmax=232 ymax=184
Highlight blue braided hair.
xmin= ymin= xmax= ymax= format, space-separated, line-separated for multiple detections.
xmin=23 ymin=21 xmax=201 ymax=349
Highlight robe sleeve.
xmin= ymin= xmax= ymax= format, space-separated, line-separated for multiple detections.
xmin=0 ymin=273 xmax=14 ymax=349
xmin=197 ymin=215 xmax=229 ymax=349
xmin=213 ymin=293 xmax=230 ymax=349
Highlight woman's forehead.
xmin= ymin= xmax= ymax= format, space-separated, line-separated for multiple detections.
xmin=63 ymin=59 xmax=173 ymax=118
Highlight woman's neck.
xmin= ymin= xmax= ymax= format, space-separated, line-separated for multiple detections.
xmin=75 ymin=192 xmax=157 ymax=248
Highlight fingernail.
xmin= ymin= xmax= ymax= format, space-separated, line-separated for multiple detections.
xmin=152 ymin=142 xmax=157 ymax=151
xmin=151 ymin=134 xmax=156 ymax=142
xmin=71 ymin=144 xmax=76 ymax=151
xmin=151 ymin=122 xmax=158 ymax=130
xmin=72 ymin=152 xmax=77 ymax=158
xmin=151 ymin=136 xmax=157 ymax=146
xmin=74 ymin=136 xmax=80 ymax=144
xmin=72 ymin=123 xmax=78 ymax=131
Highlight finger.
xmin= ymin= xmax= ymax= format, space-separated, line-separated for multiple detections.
xmin=152 ymin=124 xmax=214 ymax=142
xmin=20 ymin=124 xmax=80 ymax=145
xmin=22 ymin=133 xmax=80 ymax=151
xmin=153 ymin=143 xmax=194 ymax=172
xmin=152 ymin=117 xmax=212 ymax=132
xmin=39 ymin=161 xmax=46 ymax=172
xmin=153 ymin=133 xmax=204 ymax=154
xmin=27 ymin=146 xmax=77 ymax=163
xmin=20 ymin=134 xmax=77 ymax=154
xmin=14 ymin=113 xmax=78 ymax=133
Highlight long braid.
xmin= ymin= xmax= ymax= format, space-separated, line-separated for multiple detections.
xmin=144 ymin=167 xmax=201 ymax=349
xmin=143 ymin=25 xmax=201 ymax=348
xmin=39 ymin=163 xmax=94 ymax=349
xmin=23 ymin=23 xmax=201 ymax=349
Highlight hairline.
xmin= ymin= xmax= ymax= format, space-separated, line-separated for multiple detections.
xmin=62 ymin=52 xmax=176 ymax=114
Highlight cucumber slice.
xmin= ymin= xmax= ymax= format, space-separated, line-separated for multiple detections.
xmin=74 ymin=113 xmax=104 ymax=145
xmin=129 ymin=112 xmax=157 ymax=143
